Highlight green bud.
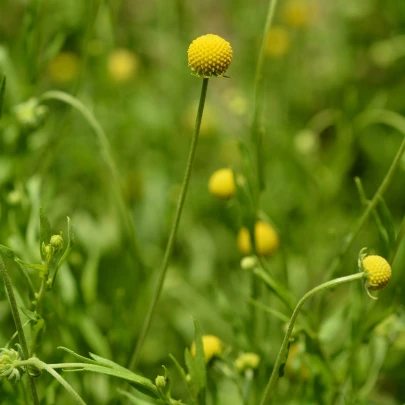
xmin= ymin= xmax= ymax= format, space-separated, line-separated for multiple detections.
xmin=155 ymin=375 xmax=167 ymax=390
xmin=0 ymin=348 xmax=25 ymax=383
xmin=50 ymin=233 xmax=64 ymax=253
xmin=13 ymin=98 xmax=48 ymax=129
xmin=240 ymin=256 xmax=258 ymax=271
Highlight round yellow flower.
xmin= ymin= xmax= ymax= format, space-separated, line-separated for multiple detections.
xmin=190 ymin=335 xmax=222 ymax=363
xmin=237 ymin=221 xmax=280 ymax=257
xmin=265 ymin=27 xmax=290 ymax=58
xmin=362 ymin=255 xmax=391 ymax=291
xmin=107 ymin=48 xmax=138 ymax=83
xmin=188 ymin=34 xmax=233 ymax=77
xmin=47 ymin=52 xmax=80 ymax=83
xmin=208 ymin=168 xmax=236 ymax=199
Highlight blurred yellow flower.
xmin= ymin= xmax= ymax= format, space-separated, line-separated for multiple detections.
xmin=208 ymin=168 xmax=236 ymax=199
xmin=190 ymin=335 xmax=222 ymax=363
xmin=47 ymin=52 xmax=80 ymax=83
xmin=235 ymin=352 xmax=260 ymax=372
xmin=237 ymin=221 xmax=280 ymax=257
xmin=188 ymin=34 xmax=233 ymax=77
xmin=282 ymin=0 xmax=318 ymax=28
xmin=107 ymin=48 xmax=138 ymax=83
xmin=265 ymin=27 xmax=290 ymax=58
xmin=285 ymin=342 xmax=310 ymax=379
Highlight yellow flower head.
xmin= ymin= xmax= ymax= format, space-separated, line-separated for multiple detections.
xmin=188 ymin=34 xmax=233 ymax=77
xmin=47 ymin=52 xmax=80 ymax=83
xmin=237 ymin=221 xmax=280 ymax=257
xmin=107 ymin=48 xmax=138 ymax=83
xmin=235 ymin=352 xmax=260 ymax=372
xmin=208 ymin=168 xmax=236 ymax=199
xmin=362 ymin=255 xmax=391 ymax=292
xmin=283 ymin=0 xmax=318 ymax=28
xmin=190 ymin=335 xmax=222 ymax=363
xmin=265 ymin=26 xmax=290 ymax=58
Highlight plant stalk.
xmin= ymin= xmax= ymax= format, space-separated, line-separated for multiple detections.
xmin=260 ymin=272 xmax=365 ymax=405
xmin=0 ymin=256 xmax=39 ymax=405
xmin=128 ymin=78 xmax=210 ymax=370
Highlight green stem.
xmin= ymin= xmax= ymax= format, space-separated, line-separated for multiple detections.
xmin=0 ymin=256 xmax=39 ymax=405
xmin=260 ymin=272 xmax=365 ymax=405
xmin=128 ymin=78 xmax=210 ymax=370
xmin=252 ymin=0 xmax=279 ymax=193
xmin=17 ymin=358 xmax=86 ymax=405
xmin=30 ymin=274 xmax=48 ymax=356
xmin=39 ymin=91 xmax=144 ymax=271
xmin=325 ymin=109 xmax=405 ymax=280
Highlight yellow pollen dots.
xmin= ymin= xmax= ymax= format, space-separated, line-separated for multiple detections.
xmin=190 ymin=335 xmax=222 ymax=363
xmin=188 ymin=34 xmax=233 ymax=77
xmin=362 ymin=255 xmax=392 ymax=291
xmin=237 ymin=221 xmax=280 ymax=257
xmin=208 ymin=168 xmax=236 ymax=199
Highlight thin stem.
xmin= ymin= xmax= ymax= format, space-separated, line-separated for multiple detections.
xmin=325 ymin=109 xmax=405 ymax=280
xmin=128 ymin=78 xmax=210 ymax=370
xmin=0 ymin=256 xmax=39 ymax=405
xmin=260 ymin=272 xmax=365 ymax=405
xmin=39 ymin=91 xmax=144 ymax=272
xmin=251 ymin=0 xmax=279 ymax=193
xmin=17 ymin=358 xmax=86 ymax=405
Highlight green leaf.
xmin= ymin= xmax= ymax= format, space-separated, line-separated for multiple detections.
xmin=89 ymin=352 xmax=128 ymax=372
xmin=39 ymin=207 xmax=51 ymax=260
xmin=184 ymin=348 xmax=199 ymax=398
xmin=376 ymin=196 xmax=396 ymax=254
xmin=0 ymin=244 xmax=16 ymax=260
xmin=0 ymin=75 xmax=5 ymax=120
xmin=169 ymin=354 xmax=194 ymax=401
xmin=19 ymin=306 xmax=41 ymax=322
xmin=58 ymin=346 xmax=100 ymax=365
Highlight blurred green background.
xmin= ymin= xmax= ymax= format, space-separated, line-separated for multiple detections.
xmin=1 ymin=0 xmax=405 ymax=404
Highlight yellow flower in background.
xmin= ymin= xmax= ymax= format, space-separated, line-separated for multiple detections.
xmin=183 ymin=101 xmax=217 ymax=137
xmin=235 ymin=352 xmax=260 ymax=372
xmin=188 ymin=34 xmax=233 ymax=77
xmin=190 ymin=335 xmax=222 ymax=363
xmin=107 ymin=48 xmax=138 ymax=83
xmin=282 ymin=0 xmax=318 ymax=28
xmin=208 ymin=168 xmax=236 ymax=199
xmin=47 ymin=52 xmax=80 ymax=83
xmin=265 ymin=27 xmax=290 ymax=58
xmin=237 ymin=221 xmax=280 ymax=257
xmin=362 ymin=255 xmax=391 ymax=291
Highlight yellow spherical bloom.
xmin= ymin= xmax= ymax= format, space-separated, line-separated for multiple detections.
xmin=235 ymin=352 xmax=260 ymax=372
xmin=47 ymin=52 xmax=80 ymax=83
xmin=188 ymin=34 xmax=233 ymax=77
xmin=208 ymin=168 xmax=236 ymax=199
xmin=362 ymin=255 xmax=391 ymax=291
xmin=265 ymin=26 xmax=290 ymax=58
xmin=282 ymin=0 xmax=318 ymax=28
xmin=237 ymin=221 xmax=280 ymax=257
xmin=107 ymin=48 xmax=138 ymax=83
xmin=190 ymin=335 xmax=222 ymax=363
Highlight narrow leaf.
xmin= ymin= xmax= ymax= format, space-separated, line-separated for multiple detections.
xmin=39 ymin=207 xmax=51 ymax=260
xmin=193 ymin=318 xmax=207 ymax=389
xmin=0 ymin=75 xmax=5 ymax=119
xmin=19 ymin=307 xmax=41 ymax=322
xmin=0 ymin=244 xmax=16 ymax=260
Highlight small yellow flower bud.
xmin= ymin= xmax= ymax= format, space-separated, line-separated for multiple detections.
xmin=237 ymin=221 xmax=280 ymax=257
xmin=208 ymin=168 xmax=236 ymax=199
xmin=240 ymin=256 xmax=258 ymax=271
xmin=362 ymin=255 xmax=391 ymax=291
xmin=188 ymin=34 xmax=233 ymax=77
xmin=235 ymin=352 xmax=260 ymax=372
xmin=155 ymin=375 xmax=167 ymax=390
xmin=190 ymin=335 xmax=222 ymax=363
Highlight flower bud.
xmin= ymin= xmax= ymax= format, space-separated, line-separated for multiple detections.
xmin=0 ymin=348 xmax=25 ymax=383
xmin=50 ymin=234 xmax=64 ymax=253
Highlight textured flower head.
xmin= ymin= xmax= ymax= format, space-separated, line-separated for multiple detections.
xmin=190 ymin=335 xmax=222 ymax=363
xmin=362 ymin=255 xmax=391 ymax=291
xmin=0 ymin=348 xmax=24 ymax=383
xmin=188 ymin=34 xmax=233 ymax=77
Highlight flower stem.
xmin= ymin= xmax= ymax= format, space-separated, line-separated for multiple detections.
xmin=325 ymin=110 xmax=405 ymax=280
xmin=0 ymin=256 xmax=39 ymax=405
xmin=252 ymin=0 xmax=279 ymax=194
xmin=259 ymin=272 xmax=365 ymax=405
xmin=128 ymin=78 xmax=210 ymax=370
